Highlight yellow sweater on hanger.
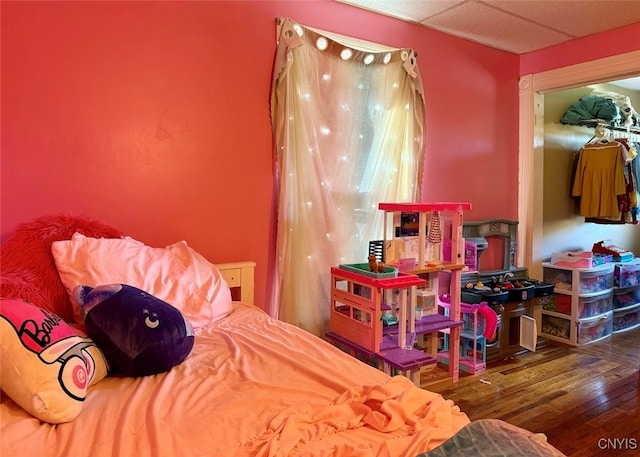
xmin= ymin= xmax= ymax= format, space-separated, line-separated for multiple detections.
xmin=571 ymin=142 xmax=626 ymax=218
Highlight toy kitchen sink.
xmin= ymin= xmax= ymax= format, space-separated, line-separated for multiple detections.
xmin=460 ymin=268 xmax=553 ymax=362
xmin=462 ymin=272 xmax=553 ymax=304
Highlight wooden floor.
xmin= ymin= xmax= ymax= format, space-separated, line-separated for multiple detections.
xmin=432 ymin=327 xmax=640 ymax=457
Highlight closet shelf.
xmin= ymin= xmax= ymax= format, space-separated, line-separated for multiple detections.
xmin=595 ymin=122 xmax=640 ymax=136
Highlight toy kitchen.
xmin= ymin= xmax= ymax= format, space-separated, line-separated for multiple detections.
xmin=457 ymin=219 xmax=552 ymax=363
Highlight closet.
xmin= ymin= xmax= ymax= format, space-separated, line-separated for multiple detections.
xmin=541 ymin=82 xmax=640 ymax=262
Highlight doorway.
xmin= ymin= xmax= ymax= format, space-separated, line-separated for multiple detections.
xmin=517 ymin=50 xmax=640 ymax=279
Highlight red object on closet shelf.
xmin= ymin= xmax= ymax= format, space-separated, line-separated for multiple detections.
xmin=592 ymin=240 xmax=634 ymax=262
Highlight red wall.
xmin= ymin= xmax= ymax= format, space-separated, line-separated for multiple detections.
xmin=0 ymin=0 xmax=521 ymax=310
xmin=520 ymin=22 xmax=640 ymax=75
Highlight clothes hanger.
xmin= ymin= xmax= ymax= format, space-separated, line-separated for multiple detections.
xmin=587 ymin=123 xmax=611 ymax=144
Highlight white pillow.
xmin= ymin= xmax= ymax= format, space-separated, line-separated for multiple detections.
xmin=51 ymin=234 xmax=232 ymax=329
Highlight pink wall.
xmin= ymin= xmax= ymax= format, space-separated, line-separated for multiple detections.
xmin=520 ymin=22 xmax=640 ymax=75
xmin=1 ymin=0 xmax=520 ymax=310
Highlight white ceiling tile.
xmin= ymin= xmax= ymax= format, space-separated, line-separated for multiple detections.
xmin=422 ymin=1 xmax=574 ymax=53
xmin=338 ymin=0 xmax=640 ymax=54
xmin=483 ymin=0 xmax=640 ymax=38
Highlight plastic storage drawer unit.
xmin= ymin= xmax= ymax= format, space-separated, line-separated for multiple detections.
xmin=541 ymin=262 xmax=616 ymax=346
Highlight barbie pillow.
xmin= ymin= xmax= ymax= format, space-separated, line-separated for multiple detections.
xmin=0 ymin=299 xmax=109 ymax=424
xmin=51 ymin=234 xmax=232 ymax=330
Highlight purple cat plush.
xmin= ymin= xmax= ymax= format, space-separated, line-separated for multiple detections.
xmin=74 ymin=284 xmax=194 ymax=377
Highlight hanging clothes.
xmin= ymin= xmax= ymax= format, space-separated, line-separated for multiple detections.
xmin=616 ymin=138 xmax=639 ymax=222
xmin=631 ymin=141 xmax=640 ymax=221
xmin=585 ymin=138 xmax=639 ymax=224
xmin=571 ymin=141 xmax=626 ymax=218
xmin=584 ymin=160 xmax=637 ymax=224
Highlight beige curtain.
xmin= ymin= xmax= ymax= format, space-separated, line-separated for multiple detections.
xmin=269 ymin=18 xmax=426 ymax=336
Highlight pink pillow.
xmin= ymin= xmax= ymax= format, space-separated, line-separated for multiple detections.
xmin=51 ymin=234 xmax=232 ymax=329
xmin=0 ymin=299 xmax=109 ymax=423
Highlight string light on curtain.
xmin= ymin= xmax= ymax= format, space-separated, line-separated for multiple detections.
xmin=269 ymin=18 xmax=426 ymax=336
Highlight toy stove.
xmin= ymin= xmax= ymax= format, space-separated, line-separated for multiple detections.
xmin=459 ymin=219 xmax=551 ymax=362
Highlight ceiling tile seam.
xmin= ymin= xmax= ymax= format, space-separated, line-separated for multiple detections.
xmin=477 ymin=0 xmax=578 ymax=39
xmin=415 ymin=2 xmax=469 ymax=23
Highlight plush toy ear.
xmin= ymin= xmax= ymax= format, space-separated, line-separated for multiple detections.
xmin=78 ymin=284 xmax=194 ymax=377
xmin=74 ymin=284 xmax=123 ymax=321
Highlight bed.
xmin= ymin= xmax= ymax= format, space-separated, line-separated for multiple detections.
xmin=0 ymin=215 xmax=566 ymax=457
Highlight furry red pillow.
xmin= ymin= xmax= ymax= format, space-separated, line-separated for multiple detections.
xmin=0 ymin=214 xmax=124 ymax=322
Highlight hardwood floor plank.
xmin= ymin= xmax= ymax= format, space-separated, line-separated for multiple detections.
xmin=431 ymin=326 xmax=640 ymax=456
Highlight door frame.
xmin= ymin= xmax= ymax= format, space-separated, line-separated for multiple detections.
xmin=517 ymin=50 xmax=640 ymax=279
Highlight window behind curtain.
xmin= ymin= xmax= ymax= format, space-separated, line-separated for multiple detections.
xmin=269 ymin=18 xmax=426 ymax=336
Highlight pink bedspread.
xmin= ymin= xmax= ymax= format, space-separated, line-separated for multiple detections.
xmin=1 ymin=302 xmax=469 ymax=457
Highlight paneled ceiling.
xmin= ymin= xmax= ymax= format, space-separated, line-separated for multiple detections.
xmin=337 ymin=0 xmax=640 ymax=89
xmin=337 ymin=0 xmax=640 ymax=54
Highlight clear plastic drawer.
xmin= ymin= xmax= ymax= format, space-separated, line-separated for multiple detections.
xmin=577 ymin=290 xmax=613 ymax=319
xmin=577 ymin=312 xmax=612 ymax=345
